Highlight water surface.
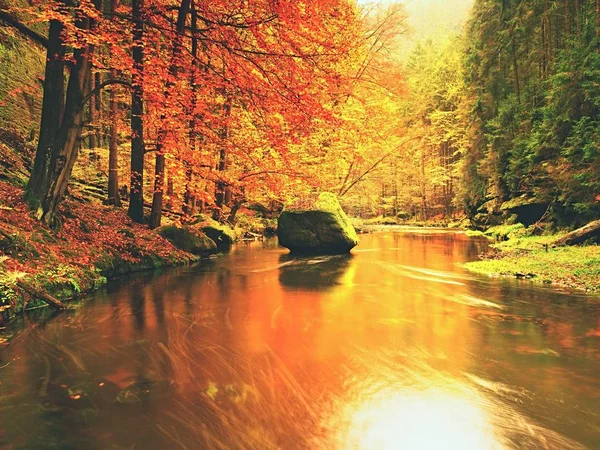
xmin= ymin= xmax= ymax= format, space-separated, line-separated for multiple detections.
xmin=1 ymin=230 xmax=599 ymax=449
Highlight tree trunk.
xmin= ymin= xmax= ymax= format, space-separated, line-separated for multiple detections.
xmin=511 ymin=32 xmax=521 ymax=104
xmin=95 ymin=71 xmax=103 ymax=147
xmin=40 ymin=34 xmax=92 ymax=225
xmin=227 ymin=197 xmax=244 ymax=225
xmin=213 ymin=95 xmax=232 ymax=221
xmin=165 ymin=176 xmax=174 ymax=210
xmin=183 ymin=3 xmax=199 ymax=217
xmin=26 ymin=19 xmax=65 ymax=209
xmin=88 ymin=72 xmax=97 ymax=151
xmin=148 ymin=0 xmax=191 ymax=229
xmin=108 ymin=67 xmax=121 ymax=206
xmin=17 ymin=280 xmax=66 ymax=310
xmin=148 ymin=153 xmax=165 ymax=228
xmin=128 ymin=0 xmax=145 ymax=223
xmin=554 ymin=220 xmax=600 ymax=246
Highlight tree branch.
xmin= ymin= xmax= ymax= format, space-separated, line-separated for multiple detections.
xmin=81 ymin=79 xmax=133 ymax=107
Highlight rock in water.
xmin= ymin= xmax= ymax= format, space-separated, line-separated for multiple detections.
xmin=277 ymin=193 xmax=359 ymax=254
xmin=158 ymin=225 xmax=217 ymax=255
xmin=200 ymin=224 xmax=236 ymax=251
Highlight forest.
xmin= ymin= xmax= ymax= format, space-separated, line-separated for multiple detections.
xmin=0 ymin=0 xmax=599 ymax=306
xmin=1 ymin=2 xmax=600 ymax=449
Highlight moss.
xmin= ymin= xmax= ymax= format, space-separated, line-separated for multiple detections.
xmin=159 ymin=225 xmax=217 ymax=255
xmin=200 ymin=224 xmax=236 ymax=251
xmin=278 ymin=193 xmax=358 ymax=254
xmin=464 ymin=234 xmax=600 ymax=292
xmin=465 ymin=229 xmax=488 ymax=238
xmin=484 ymin=223 xmax=526 ymax=240
xmin=0 ymin=24 xmax=45 ymax=138
xmin=499 ymin=195 xmax=540 ymax=211
xmin=0 ymin=230 xmax=40 ymax=260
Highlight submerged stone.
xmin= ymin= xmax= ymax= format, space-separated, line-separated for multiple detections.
xmin=277 ymin=193 xmax=359 ymax=254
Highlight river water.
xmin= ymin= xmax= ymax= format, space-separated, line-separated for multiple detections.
xmin=0 ymin=229 xmax=599 ymax=449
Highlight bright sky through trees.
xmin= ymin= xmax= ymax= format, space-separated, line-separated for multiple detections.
xmin=358 ymin=0 xmax=475 ymax=58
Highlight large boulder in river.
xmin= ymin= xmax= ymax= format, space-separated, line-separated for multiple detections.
xmin=159 ymin=225 xmax=217 ymax=255
xmin=277 ymin=193 xmax=359 ymax=254
xmin=201 ymin=224 xmax=236 ymax=251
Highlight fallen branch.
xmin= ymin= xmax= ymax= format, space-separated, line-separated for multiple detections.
xmin=554 ymin=220 xmax=600 ymax=246
xmin=16 ymin=280 xmax=66 ymax=311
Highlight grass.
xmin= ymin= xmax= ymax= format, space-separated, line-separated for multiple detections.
xmin=464 ymin=233 xmax=600 ymax=292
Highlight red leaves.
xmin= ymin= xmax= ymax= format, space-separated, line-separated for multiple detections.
xmin=0 ymin=181 xmax=189 ymax=280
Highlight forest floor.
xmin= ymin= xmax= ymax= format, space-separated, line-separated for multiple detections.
xmin=0 ymin=178 xmax=200 ymax=322
xmin=464 ymin=230 xmax=600 ymax=293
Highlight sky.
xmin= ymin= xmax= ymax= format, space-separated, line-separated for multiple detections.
xmin=358 ymin=0 xmax=475 ymax=56
xmin=403 ymin=0 xmax=475 ymax=39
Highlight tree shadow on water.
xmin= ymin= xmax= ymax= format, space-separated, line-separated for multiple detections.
xmin=278 ymin=253 xmax=354 ymax=291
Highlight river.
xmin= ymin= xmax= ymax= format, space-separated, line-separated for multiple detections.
xmin=0 ymin=229 xmax=599 ymax=449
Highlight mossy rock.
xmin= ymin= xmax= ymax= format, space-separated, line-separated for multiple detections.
xmin=200 ymin=224 xmax=236 ymax=251
xmin=159 ymin=225 xmax=217 ymax=256
xmin=277 ymin=192 xmax=359 ymax=255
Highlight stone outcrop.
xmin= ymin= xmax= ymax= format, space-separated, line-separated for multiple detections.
xmin=277 ymin=193 xmax=359 ymax=254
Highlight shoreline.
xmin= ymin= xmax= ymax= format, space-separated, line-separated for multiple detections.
xmin=462 ymin=232 xmax=600 ymax=294
xmin=0 ymin=180 xmax=225 ymax=326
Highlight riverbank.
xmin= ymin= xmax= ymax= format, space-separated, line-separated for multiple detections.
xmin=463 ymin=231 xmax=600 ymax=293
xmin=0 ymin=180 xmax=203 ymax=323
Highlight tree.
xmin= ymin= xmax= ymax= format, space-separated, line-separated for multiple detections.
xmin=127 ymin=0 xmax=145 ymax=223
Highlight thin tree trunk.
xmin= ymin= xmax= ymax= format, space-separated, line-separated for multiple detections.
xmin=108 ymin=67 xmax=121 ymax=206
xmin=149 ymin=153 xmax=165 ymax=228
xmin=26 ymin=19 xmax=65 ymax=210
xmin=88 ymin=72 xmax=97 ymax=151
xmin=148 ymin=0 xmax=191 ymax=229
xmin=95 ymin=71 xmax=103 ymax=148
xmin=165 ymin=175 xmax=174 ymax=210
xmin=511 ymin=33 xmax=521 ymax=104
xmin=183 ymin=0 xmax=198 ymax=216
xmin=128 ymin=0 xmax=145 ymax=223
xmin=213 ymin=95 xmax=232 ymax=222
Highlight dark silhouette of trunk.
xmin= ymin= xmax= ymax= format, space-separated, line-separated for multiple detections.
xmin=165 ymin=176 xmax=174 ymax=210
xmin=511 ymin=31 xmax=521 ymax=104
xmin=107 ymin=0 xmax=121 ymax=206
xmin=40 ymin=22 xmax=93 ymax=226
xmin=128 ymin=0 xmax=145 ymax=223
xmin=213 ymin=95 xmax=232 ymax=222
xmin=88 ymin=73 xmax=97 ymax=151
xmin=183 ymin=1 xmax=198 ymax=216
xmin=227 ymin=198 xmax=243 ymax=224
xmin=148 ymin=0 xmax=191 ymax=229
xmin=149 ymin=152 xmax=165 ymax=228
xmin=87 ymin=0 xmax=103 ymax=155
xmin=95 ymin=71 xmax=103 ymax=147
xmin=108 ymin=65 xmax=121 ymax=206
xmin=26 ymin=19 xmax=65 ymax=210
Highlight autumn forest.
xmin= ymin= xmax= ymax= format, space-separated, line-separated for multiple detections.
xmin=1 ymin=1 xmax=600 ymax=448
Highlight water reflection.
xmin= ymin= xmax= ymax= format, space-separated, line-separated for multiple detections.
xmin=278 ymin=254 xmax=355 ymax=290
xmin=0 ymin=232 xmax=598 ymax=449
